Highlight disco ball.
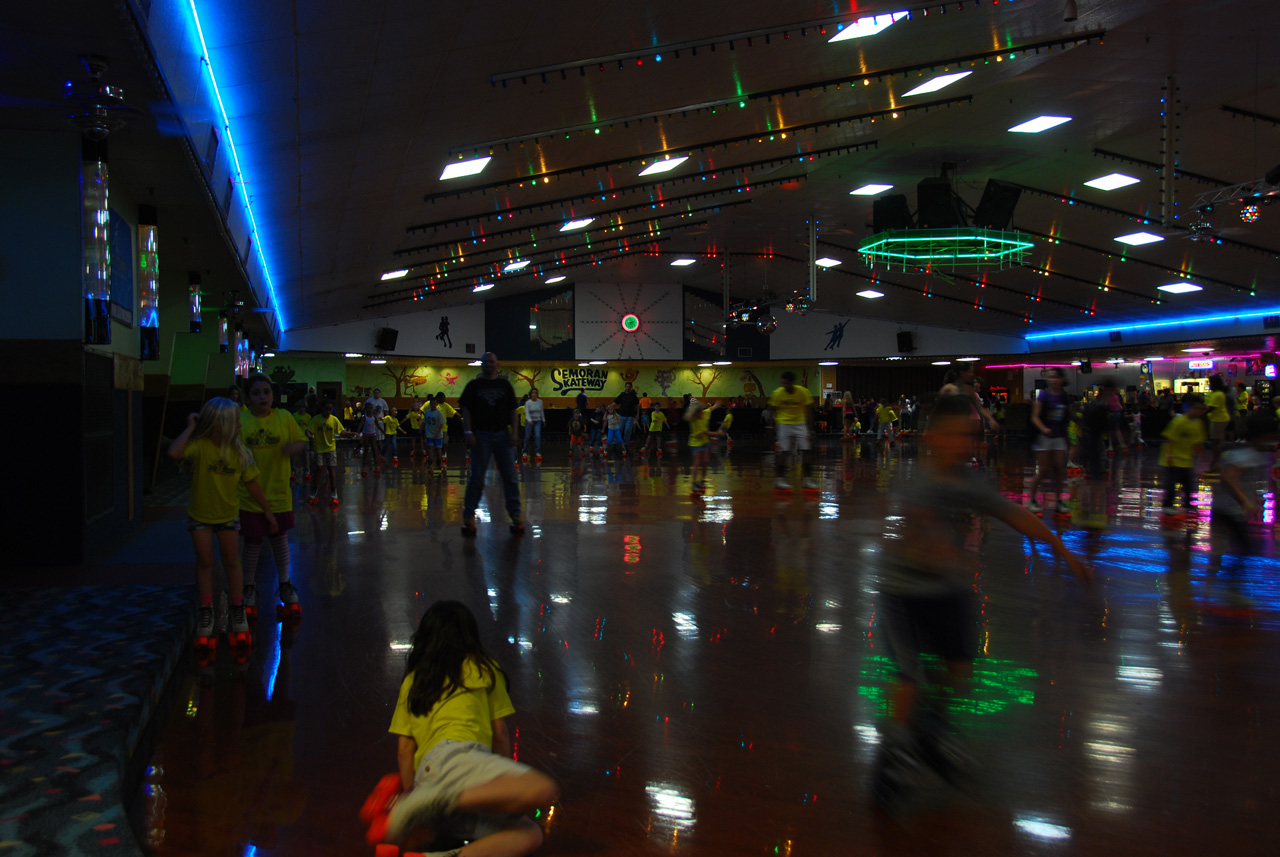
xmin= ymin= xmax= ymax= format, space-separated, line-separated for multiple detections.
xmin=757 ymin=314 xmax=778 ymax=335
xmin=1241 ymin=204 xmax=1260 ymax=224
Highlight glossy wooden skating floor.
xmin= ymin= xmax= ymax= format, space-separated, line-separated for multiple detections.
xmin=134 ymin=440 xmax=1280 ymax=856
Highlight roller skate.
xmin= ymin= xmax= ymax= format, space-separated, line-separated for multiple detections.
xmin=329 ymin=496 xmax=340 ymax=508
xmin=359 ymin=773 xmax=402 ymax=846
xmin=275 ymin=580 xmax=302 ymax=622
xmin=242 ymin=584 xmax=258 ymax=621
xmin=803 ymin=478 xmax=820 ymax=494
xmin=461 ymin=515 xmax=477 ymax=538
xmin=193 ymin=605 xmax=218 ymax=656
xmin=656 ymin=448 xmax=663 ymax=458
xmin=227 ymin=602 xmax=252 ymax=656
xmin=522 ymin=452 xmax=529 ymax=462
xmin=361 ymin=468 xmax=368 ymax=477
xmin=393 ymin=457 xmax=399 ymax=466
xmin=535 ymin=454 xmax=543 ymax=463
xmin=1026 ymin=499 xmax=1042 ymax=515
xmin=374 ymin=466 xmax=381 ymax=474
xmin=690 ymin=480 xmax=706 ymax=497
xmin=509 ymin=514 xmax=525 ymax=535
xmin=307 ymin=495 xmax=319 ymax=506
xmin=774 ymin=477 xmax=793 ymax=494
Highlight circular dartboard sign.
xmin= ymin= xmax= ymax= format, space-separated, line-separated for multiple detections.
xmin=621 ymin=313 xmax=640 ymax=333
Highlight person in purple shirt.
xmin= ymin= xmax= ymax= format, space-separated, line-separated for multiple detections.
xmin=1026 ymin=367 xmax=1072 ymax=514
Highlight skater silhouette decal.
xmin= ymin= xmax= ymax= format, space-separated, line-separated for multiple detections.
xmin=436 ymin=316 xmax=452 ymax=349
xmin=824 ymin=319 xmax=849 ymax=351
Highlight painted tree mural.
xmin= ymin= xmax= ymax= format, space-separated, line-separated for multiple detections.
xmin=383 ymin=364 xmax=429 ymax=398
xmin=654 ymin=368 xmax=676 ymax=396
xmin=509 ymin=367 xmax=544 ymax=394
xmin=269 ymin=365 xmax=296 ymax=386
xmin=688 ymin=367 xmax=724 ymax=397
xmin=739 ymin=369 xmax=766 ymax=397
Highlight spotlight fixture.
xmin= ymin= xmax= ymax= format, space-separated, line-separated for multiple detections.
xmin=1063 ymin=0 xmax=1079 ymax=22
xmin=1241 ymin=204 xmax=1260 ymax=223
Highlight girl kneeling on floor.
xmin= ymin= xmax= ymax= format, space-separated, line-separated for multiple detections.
xmin=385 ymin=601 xmax=558 ymax=856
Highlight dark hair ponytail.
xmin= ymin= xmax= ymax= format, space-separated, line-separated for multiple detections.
xmin=404 ymin=601 xmax=505 ymax=717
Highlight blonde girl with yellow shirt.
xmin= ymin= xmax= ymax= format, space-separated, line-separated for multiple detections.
xmin=169 ymin=397 xmax=275 ymax=647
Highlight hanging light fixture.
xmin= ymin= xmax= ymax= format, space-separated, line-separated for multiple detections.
xmin=138 ymin=207 xmax=159 ymax=360
xmin=189 ymin=272 xmax=202 ymax=333
xmin=82 ymin=139 xmax=111 ymax=344
xmin=218 ymin=311 xmax=229 ymax=353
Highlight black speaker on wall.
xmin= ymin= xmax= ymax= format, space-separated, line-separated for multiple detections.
xmin=973 ymin=179 xmax=1022 ymax=230
xmin=896 ymin=331 xmax=916 ymax=353
xmin=917 ymin=178 xmax=961 ymax=228
xmin=376 ymin=327 xmax=399 ymax=351
xmin=873 ymin=194 xmax=913 ymax=232
xmin=1079 ymin=359 xmax=1093 ymax=374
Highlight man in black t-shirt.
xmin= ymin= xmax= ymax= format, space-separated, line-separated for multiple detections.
xmin=615 ymin=382 xmax=640 ymax=445
xmin=458 ymin=352 xmax=522 ymax=534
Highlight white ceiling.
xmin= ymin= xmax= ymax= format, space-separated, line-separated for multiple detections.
xmin=5 ymin=0 xmax=1280 ymax=345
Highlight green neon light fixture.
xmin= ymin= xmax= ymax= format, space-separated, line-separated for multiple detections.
xmin=621 ymin=313 xmax=640 ymax=332
xmin=858 ymin=228 xmax=1034 ymax=271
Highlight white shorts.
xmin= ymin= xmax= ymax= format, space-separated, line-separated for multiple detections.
xmin=1034 ymin=436 xmax=1068 ymax=453
xmin=414 ymin=740 xmax=533 ymax=840
xmin=776 ymin=423 xmax=811 ymax=452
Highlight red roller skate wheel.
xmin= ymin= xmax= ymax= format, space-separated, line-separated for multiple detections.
xmin=360 ymin=773 xmax=402 ymax=823
xmin=374 ymin=845 xmax=400 ymax=857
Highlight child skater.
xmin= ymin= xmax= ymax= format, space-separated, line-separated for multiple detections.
xmin=307 ymin=399 xmax=349 ymax=506
xmin=169 ymin=397 xmax=276 ymax=648
xmin=644 ymin=403 xmax=668 ymax=457
xmin=359 ymin=402 xmax=381 ymax=475
xmin=1159 ymin=394 xmax=1206 ymax=516
xmin=384 ymin=601 xmax=558 ymax=855
xmin=383 ymin=407 xmax=402 ymax=465
xmin=407 ymin=403 xmax=425 ymax=459
xmin=685 ymin=399 xmax=722 ymax=495
xmin=872 ymin=395 xmax=1089 ymax=812
xmin=239 ymin=374 xmax=308 ymax=620
xmin=588 ymin=405 xmax=605 ymax=456
xmin=291 ymin=400 xmax=312 ymax=482
xmin=605 ymin=404 xmax=624 ymax=459
xmin=566 ymin=409 xmax=587 ymax=462
xmin=716 ymin=405 xmax=733 ymax=448
xmin=421 ymin=397 xmax=447 ymax=473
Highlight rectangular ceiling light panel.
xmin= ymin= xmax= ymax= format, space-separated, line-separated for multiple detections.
xmin=671 ymin=258 xmax=697 ymax=266
xmin=1084 ymin=173 xmax=1140 ymax=191
xmin=1008 ymin=116 xmax=1073 ymax=134
xmin=503 ymin=260 xmax=531 ymax=272
xmin=1157 ymin=283 xmax=1203 ymax=294
xmin=639 ymin=156 xmax=689 ymax=176
xmin=1115 ymin=231 xmax=1164 ymax=246
xmin=439 ymin=156 xmax=492 ymax=180
xmin=902 ymin=71 xmax=972 ymax=97
xmin=856 ymin=290 xmax=884 ymax=298
xmin=381 ymin=269 xmax=409 ymax=280
xmin=828 ymin=11 xmax=909 ymax=42
xmin=851 ymin=183 xmax=894 ymax=195
xmin=815 ymin=257 xmax=843 ymax=268
xmin=560 ymin=218 xmax=595 ymax=231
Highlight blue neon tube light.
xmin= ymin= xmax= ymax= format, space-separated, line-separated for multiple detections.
xmin=187 ymin=1 xmax=285 ymax=333
xmin=1025 ymin=308 xmax=1280 ymax=341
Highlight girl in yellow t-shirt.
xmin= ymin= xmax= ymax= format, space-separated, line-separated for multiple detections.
xmin=685 ymin=399 xmax=723 ymax=495
xmin=240 ymin=374 xmax=308 ymax=621
xmin=380 ymin=601 xmax=558 ymax=849
xmin=169 ymin=397 xmax=274 ymax=649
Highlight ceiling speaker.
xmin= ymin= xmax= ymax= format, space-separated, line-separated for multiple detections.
xmin=896 ymin=331 xmax=916 ymax=353
xmin=375 ymin=327 xmax=399 ymax=351
xmin=973 ymin=179 xmax=1022 ymax=230
xmin=873 ymin=194 xmax=912 ymax=233
xmin=916 ymin=178 xmax=961 ymax=228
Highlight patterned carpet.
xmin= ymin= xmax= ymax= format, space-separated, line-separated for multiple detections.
xmin=0 ymin=585 xmax=194 ymax=856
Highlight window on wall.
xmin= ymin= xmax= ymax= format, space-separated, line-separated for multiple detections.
xmin=684 ymin=291 xmax=721 ymax=349
xmin=530 ymin=289 xmax=572 ymax=352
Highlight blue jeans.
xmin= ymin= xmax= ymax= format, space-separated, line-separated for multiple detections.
xmin=524 ymin=420 xmax=542 ymax=454
xmin=464 ymin=430 xmax=521 ymax=519
xmin=382 ymin=435 xmax=397 ymax=458
xmin=620 ymin=415 xmax=635 ymax=443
